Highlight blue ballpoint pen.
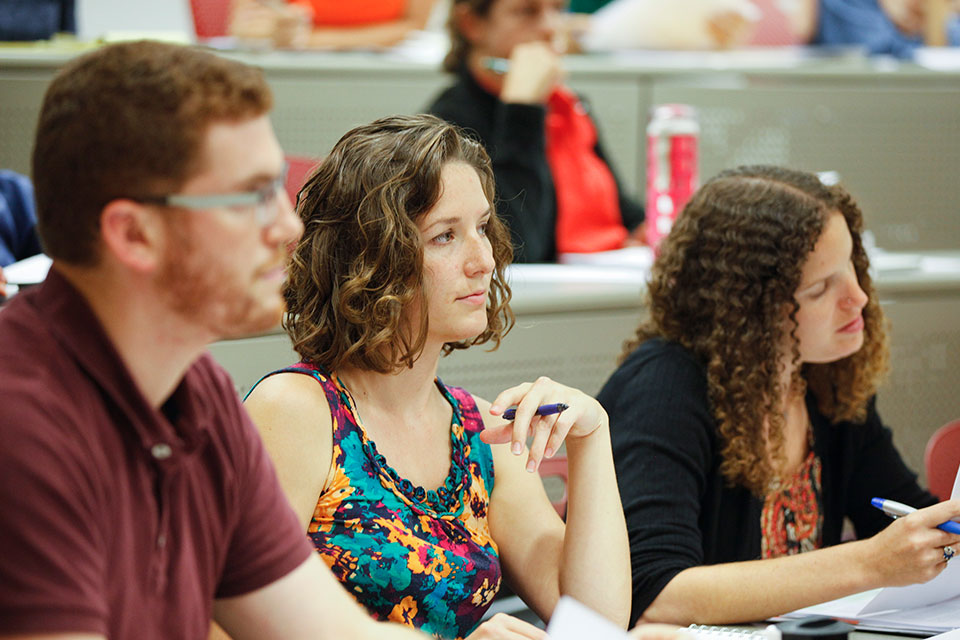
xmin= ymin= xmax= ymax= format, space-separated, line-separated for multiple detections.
xmin=871 ymin=497 xmax=960 ymax=535
xmin=502 ymin=402 xmax=569 ymax=421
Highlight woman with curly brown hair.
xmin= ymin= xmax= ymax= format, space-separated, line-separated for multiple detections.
xmin=597 ymin=165 xmax=960 ymax=626
xmin=243 ymin=114 xmax=632 ymax=640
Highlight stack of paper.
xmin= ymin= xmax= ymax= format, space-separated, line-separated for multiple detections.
xmin=3 ymin=253 xmax=51 ymax=286
xmin=547 ymin=597 xmax=630 ymax=640
xmin=779 ymin=466 xmax=960 ymax=635
xmin=780 ymin=575 xmax=960 ymax=635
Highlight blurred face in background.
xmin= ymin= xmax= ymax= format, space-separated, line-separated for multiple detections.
xmin=464 ymin=0 xmax=567 ymax=59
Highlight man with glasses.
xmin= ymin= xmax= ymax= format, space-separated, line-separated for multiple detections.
xmin=0 ymin=40 xmax=425 ymax=640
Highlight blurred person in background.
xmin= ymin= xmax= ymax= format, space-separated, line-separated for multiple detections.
xmin=562 ymin=0 xmax=957 ymax=57
xmin=814 ymin=0 xmax=960 ymax=57
xmin=0 ymin=170 xmax=42 ymax=300
xmin=427 ymin=0 xmax=645 ymax=263
xmin=0 ymin=0 xmax=75 ymax=41
xmin=228 ymin=0 xmax=441 ymax=49
xmin=576 ymin=0 xmax=818 ymax=50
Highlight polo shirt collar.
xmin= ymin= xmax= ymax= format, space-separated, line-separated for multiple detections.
xmin=32 ymin=268 xmax=210 ymax=462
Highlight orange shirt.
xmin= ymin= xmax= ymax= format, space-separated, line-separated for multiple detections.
xmin=289 ymin=0 xmax=406 ymax=26
xmin=546 ymin=87 xmax=627 ymax=254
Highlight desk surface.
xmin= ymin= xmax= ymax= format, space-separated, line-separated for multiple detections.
xmin=3 ymin=43 xmax=960 ymax=79
xmin=203 ymin=250 xmax=960 ymax=335
xmin=503 ymin=250 xmax=960 ymax=314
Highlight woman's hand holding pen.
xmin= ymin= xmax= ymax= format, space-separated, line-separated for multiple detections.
xmin=861 ymin=499 xmax=960 ymax=587
xmin=499 ymin=41 xmax=563 ymax=106
xmin=484 ymin=376 xmax=606 ymax=473
xmin=483 ymin=380 xmax=628 ymax=627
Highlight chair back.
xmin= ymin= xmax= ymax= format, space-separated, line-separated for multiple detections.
xmin=538 ymin=456 xmax=568 ymax=519
xmin=925 ymin=418 xmax=960 ymax=500
xmin=285 ymin=154 xmax=320 ymax=206
xmin=189 ymin=0 xmax=231 ymax=38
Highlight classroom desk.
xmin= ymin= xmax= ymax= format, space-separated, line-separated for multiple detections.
xmin=208 ymin=251 xmax=960 ymax=485
xmin=1 ymin=45 xmax=959 ymax=250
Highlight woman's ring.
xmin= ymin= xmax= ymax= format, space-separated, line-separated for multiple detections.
xmin=944 ymin=545 xmax=955 ymax=562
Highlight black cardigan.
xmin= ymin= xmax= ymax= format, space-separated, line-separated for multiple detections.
xmin=597 ymin=338 xmax=936 ymax=625
xmin=427 ymin=68 xmax=644 ymax=263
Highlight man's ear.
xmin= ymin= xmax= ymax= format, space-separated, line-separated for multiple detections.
xmin=454 ymin=3 xmax=486 ymax=46
xmin=99 ymin=199 xmax=166 ymax=274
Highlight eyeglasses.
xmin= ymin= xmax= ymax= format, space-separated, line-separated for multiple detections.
xmin=134 ymin=163 xmax=289 ymax=228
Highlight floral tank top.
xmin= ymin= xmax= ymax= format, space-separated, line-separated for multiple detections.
xmin=264 ymin=363 xmax=501 ymax=639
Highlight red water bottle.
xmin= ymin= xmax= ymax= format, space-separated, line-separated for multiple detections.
xmin=645 ymin=104 xmax=699 ymax=250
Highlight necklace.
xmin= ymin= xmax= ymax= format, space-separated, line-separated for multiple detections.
xmin=333 ymin=372 xmax=471 ymax=515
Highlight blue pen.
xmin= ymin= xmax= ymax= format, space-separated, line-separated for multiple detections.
xmin=871 ymin=497 xmax=960 ymax=535
xmin=502 ymin=402 xmax=569 ymax=421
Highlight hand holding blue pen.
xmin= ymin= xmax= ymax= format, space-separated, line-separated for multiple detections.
xmin=871 ymin=497 xmax=960 ymax=535
xmin=485 ymin=377 xmax=606 ymax=474
xmin=501 ymin=402 xmax=569 ymax=421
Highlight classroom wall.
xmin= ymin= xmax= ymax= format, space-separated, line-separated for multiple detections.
xmin=2 ymin=49 xmax=958 ymax=251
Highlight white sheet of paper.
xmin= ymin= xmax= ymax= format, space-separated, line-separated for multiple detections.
xmin=915 ymin=47 xmax=960 ymax=72
xmin=868 ymin=250 xmax=923 ymax=272
xmin=509 ymin=263 xmax=644 ymax=285
xmin=860 ymin=594 xmax=960 ymax=631
xmin=857 ymin=462 xmax=960 ymax=615
xmin=930 ymin=624 xmax=960 ymax=640
xmin=3 ymin=253 xmax=52 ymax=285
xmin=558 ymin=246 xmax=654 ymax=270
xmin=785 ymin=465 xmax=960 ymax=631
xmin=860 ymin=560 xmax=960 ymax=614
xmin=921 ymin=256 xmax=960 ymax=274
xmin=546 ymin=596 xmax=629 ymax=640
xmin=783 ymin=589 xmax=880 ymax=618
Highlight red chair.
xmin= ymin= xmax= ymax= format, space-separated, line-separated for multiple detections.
xmin=284 ymin=154 xmax=320 ymax=206
xmin=538 ymin=456 xmax=568 ymax=519
xmin=925 ymin=418 xmax=960 ymax=500
xmin=189 ymin=0 xmax=231 ymax=39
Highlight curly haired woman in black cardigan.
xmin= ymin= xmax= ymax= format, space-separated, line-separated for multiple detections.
xmin=598 ymin=165 xmax=960 ymax=625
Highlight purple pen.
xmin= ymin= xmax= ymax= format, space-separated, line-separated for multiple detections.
xmin=502 ymin=402 xmax=569 ymax=421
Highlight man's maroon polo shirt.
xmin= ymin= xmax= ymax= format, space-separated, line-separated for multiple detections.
xmin=0 ymin=269 xmax=313 ymax=638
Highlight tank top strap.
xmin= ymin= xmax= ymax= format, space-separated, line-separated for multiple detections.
xmin=245 ymin=362 xmax=360 ymax=447
xmin=436 ymin=379 xmax=495 ymax=496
